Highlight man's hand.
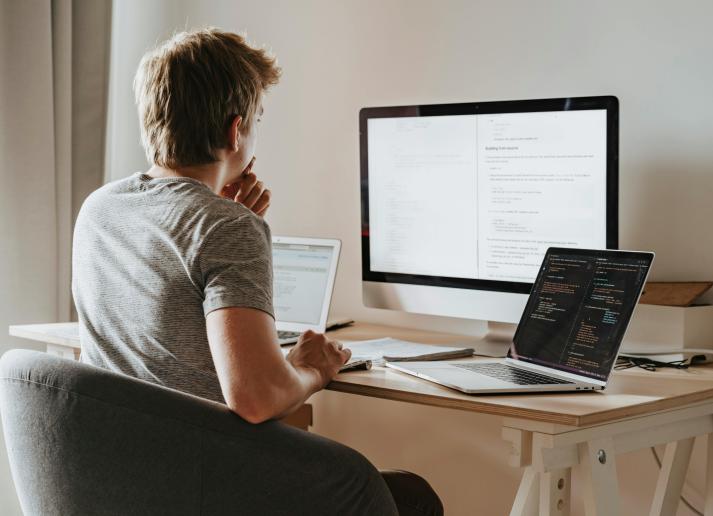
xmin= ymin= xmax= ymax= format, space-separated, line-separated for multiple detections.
xmin=287 ymin=330 xmax=351 ymax=389
xmin=221 ymin=157 xmax=271 ymax=216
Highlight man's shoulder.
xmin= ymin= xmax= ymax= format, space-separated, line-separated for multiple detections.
xmin=80 ymin=174 xmax=253 ymax=220
xmin=76 ymin=173 xmax=270 ymax=245
xmin=199 ymin=200 xmax=271 ymax=247
xmin=79 ymin=172 xmax=146 ymax=208
xmin=191 ymin=190 xmax=269 ymax=234
xmin=154 ymin=181 xmax=272 ymax=249
xmin=75 ymin=175 xmax=135 ymax=223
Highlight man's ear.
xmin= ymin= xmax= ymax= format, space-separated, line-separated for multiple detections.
xmin=228 ymin=115 xmax=243 ymax=152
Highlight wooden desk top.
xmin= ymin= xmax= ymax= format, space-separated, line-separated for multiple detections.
xmin=10 ymin=321 xmax=713 ymax=428
xmin=9 ymin=322 xmax=80 ymax=348
xmin=328 ymin=324 xmax=713 ymax=427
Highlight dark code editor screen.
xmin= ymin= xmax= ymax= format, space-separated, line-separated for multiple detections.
xmin=510 ymin=250 xmax=652 ymax=380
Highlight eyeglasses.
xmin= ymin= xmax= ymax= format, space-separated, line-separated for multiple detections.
xmin=615 ymin=356 xmax=689 ymax=372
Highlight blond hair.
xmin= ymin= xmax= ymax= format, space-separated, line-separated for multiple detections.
xmin=134 ymin=28 xmax=280 ymax=169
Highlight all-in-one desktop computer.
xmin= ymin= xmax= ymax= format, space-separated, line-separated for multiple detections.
xmin=360 ymin=96 xmax=619 ymax=356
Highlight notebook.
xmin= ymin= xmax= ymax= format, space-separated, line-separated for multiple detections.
xmin=345 ymin=338 xmax=474 ymax=366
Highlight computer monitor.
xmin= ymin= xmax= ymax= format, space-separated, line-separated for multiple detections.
xmin=360 ymin=96 xmax=618 ymax=354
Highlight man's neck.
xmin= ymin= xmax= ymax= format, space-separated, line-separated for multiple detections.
xmin=146 ymin=162 xmax=230 ymax=195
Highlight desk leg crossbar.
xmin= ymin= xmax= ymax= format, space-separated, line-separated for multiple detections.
xmin=503 ymin=402 xmax=713 ymax=516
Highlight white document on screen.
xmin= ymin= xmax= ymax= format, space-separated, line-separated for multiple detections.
xmin=367 ymin=110 xmax=607 ymax=284
xmin=272 ymin=244 xmax=333 ymax=325
xmin=368 ymin=115 xmax=479 ymax=279
xmin=476 ymin=110 xmax=607 ymax=282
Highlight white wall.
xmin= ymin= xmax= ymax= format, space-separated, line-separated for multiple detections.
xmin=105 ymin=1 xmax=713 ymax=514
xmin=104 ymin=0 xmax=193 ymax=182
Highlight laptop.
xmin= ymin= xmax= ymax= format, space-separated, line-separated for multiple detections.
xmin=272 ymin=236 xmax=350 ymax=345
xmin=386 ymin=248 xmax=654 ymax=394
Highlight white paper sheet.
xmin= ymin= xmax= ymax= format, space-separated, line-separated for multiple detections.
xmin=341 ymin=338 xmax=473 ymax=365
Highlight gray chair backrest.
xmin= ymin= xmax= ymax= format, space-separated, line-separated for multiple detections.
xmin=0 ymin=349 xmax=396 ymax=516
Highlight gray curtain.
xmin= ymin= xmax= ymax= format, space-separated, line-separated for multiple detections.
xmin=0 ymin=1 xmax=112 ymax=513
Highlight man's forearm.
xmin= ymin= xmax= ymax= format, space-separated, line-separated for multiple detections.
xmin=207 ymin=308 xmax=326 ymax=424
xmin=271 ymin=365 xmax=322 ymax=420
xmin=228 ymin=362 xmax=321 ymax=424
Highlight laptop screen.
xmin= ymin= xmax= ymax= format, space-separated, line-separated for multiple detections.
xmin=509 ymin=248 xmax=653 ymax=381
xmin=272 ymin=242 xmax=336 ymax=325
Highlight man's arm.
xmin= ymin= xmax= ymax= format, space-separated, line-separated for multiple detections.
xmin=206 ymin=307 xmax=349 ymax=424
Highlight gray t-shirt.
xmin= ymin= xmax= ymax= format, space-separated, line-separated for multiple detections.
xmin=72 ymin=172 xmax=274 ymax=403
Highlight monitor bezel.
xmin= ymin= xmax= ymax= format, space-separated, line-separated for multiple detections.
xmin=359 ymin=95 xmax=619 ymax=295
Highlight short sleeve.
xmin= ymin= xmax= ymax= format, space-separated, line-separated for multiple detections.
xmin=197 ymin=214 xmax=274 ymax=318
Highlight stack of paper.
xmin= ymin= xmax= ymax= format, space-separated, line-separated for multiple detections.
xmin=343 ymin=338 xmax=474 ymax=366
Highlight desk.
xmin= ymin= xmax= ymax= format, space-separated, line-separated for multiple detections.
xmin=10 ymin=321 xmax=713 ymax=516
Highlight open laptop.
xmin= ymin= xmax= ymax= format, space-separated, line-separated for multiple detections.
xmin=386 ymin=248 xmax=654 ymax=394
xmin=272 ymin=236 xmax=350 ymax=345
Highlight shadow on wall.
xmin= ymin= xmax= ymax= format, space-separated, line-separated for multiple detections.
xmin=622 ymin=159 xmax=713 ymax=295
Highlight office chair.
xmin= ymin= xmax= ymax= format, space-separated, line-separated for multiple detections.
xmin=0 ymin=349 xmax=396 ymax=515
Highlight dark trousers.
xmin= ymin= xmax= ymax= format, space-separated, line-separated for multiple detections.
xmin=380 ymin=470 xmax=444 ymax=516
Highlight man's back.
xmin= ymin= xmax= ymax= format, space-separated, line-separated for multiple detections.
xmin=72 ymin=173 xmax=273 ymax=403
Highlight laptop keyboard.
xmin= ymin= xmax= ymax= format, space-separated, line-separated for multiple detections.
xmin=277 ymin=330 xmax=301 ymax=340
xmin=453 ymin=363 xmax=574 ymax=385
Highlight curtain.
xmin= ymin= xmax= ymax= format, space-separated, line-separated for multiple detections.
xmin=0 ymin=1 xmax=111 ymax=513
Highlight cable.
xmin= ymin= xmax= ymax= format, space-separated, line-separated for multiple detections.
xmin=650 ymin=447 xmax=702 ymax=516
xmin=622 ymin=348 xmax=713 ymax=356
xmin=616 ymin=356 xmax=689 ymax=371
xmin=620 ymin=348 xmax=713 ymax=365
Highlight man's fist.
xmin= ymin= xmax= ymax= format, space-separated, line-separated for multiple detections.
xmin=221 ymin=157 xmax=271 ymax=216
xmin=286 ymin=330 xmax=351 ymax=388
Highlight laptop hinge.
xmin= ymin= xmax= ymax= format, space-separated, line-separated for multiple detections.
xmin=505 ymin=357 xmax=606 ymax=387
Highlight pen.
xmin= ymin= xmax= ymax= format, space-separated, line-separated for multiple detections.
xmin=340 ymin=360 xmax=372 ymax=372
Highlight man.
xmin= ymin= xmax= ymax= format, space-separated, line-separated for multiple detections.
xmin=73 ymin=28 xmax=443 ymax=515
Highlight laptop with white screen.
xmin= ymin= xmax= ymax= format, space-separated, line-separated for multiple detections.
xmin=386 ymin=248 xmax=654 ymax=394
xmin=272 ymin=236 xmax=345 ymax=345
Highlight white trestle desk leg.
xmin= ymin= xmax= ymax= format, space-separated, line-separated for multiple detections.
xmin=504 ymin=427 xmax=540 ymax=516
xmin=506 ymin=405 xmax=713 ymax=516
xmin=505 ymin=426 xmax=573 ymax=516
xmin=706 ymin=434 xmax=713 ymax=516
xmin=46 ymin=343 xmax=79 ymax=361
xmin=579 ymin=437 xmax=619 ymax=516
xmin=649 ymin=437 xmax=694 ymax=516
xmin=539 ymin=468 xmax=571 ymax=516
xmin=510 ymin=467 xmax=540 ymax=516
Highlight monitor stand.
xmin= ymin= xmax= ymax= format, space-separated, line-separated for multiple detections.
xmin=471 ymin=321 xmax=517 ymax=358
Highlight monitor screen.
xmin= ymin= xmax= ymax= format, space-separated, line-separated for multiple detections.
xmin=272 ymin=242 xmax=335 ymax=325
xmin=509 ymin=248 xmax=653 ymax=381
xmin=360 ymin=97 xmax=618 ymax=295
